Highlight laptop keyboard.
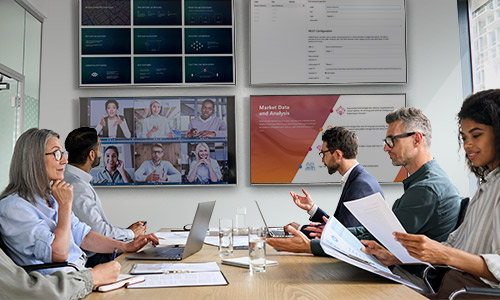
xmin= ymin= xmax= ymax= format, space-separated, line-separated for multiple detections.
xmin=154 ymin=247 xmax=183 ymax=260
xmin=269 ymin=228 xmax=288 ymax=237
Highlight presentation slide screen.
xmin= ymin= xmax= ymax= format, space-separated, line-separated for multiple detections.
xmin=80 ymin=96 xmax=237 ymax=186
xmin=79 ymin=0 xmax=235 ymax=86
xmin=250 ymin=94 xmax=406 ymax=184
xmin=250 ymin=0 xmax=407 ymax=85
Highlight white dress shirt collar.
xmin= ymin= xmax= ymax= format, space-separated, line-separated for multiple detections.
xmin=340 ymin=163 xmax=359 ymax=187
xmin=65 ymin=164 xmax=93 ymax=184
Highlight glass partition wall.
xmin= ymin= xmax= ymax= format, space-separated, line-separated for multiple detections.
xmin=0 ymin=0 xmax=43 ymax=189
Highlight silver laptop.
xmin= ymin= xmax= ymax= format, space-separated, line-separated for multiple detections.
xmin=126 ymin=201 xmax=215 ymax=260
xmin=254 ymin=200 xmax=291 ymax=238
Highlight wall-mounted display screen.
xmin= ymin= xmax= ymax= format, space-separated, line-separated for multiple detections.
xmin=79 ymin=0 xmax=235 ymax=86
xmin=80 ymin=96 xmax=236 ymax=186
xmin=250 ymin=0 xmax=407 ymax=85
xmin=250 ymin=94 xmax=406 ymax=184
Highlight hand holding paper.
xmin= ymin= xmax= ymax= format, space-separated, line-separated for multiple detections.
xmin=343 ymin=193 xmax=429 ymax=265
xmin=319 ymin=215 xmax=423 ymax=291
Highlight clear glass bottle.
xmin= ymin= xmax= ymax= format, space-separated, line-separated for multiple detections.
xmin=236 ymin=207 xmax=246 ymax=234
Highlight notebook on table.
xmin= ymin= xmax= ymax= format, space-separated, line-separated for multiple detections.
xmin=126 ymin=201 xmax=215 ymax=260
xmin=254 ymin=200 xmax=292 ymax=238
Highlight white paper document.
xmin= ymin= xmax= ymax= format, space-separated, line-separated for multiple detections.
xmin=128 ymin=262 xmax=227 ymax=288
xmin=155 ymin=232 xmax=189 ymax=246
xmin=130 ymin=262 xmax=220 ymax=275
xmin=343 ymin=193 xmax=429 ymax=265
xmin=221 ymin=256 xmax=278 ymax=269
xmin=204 ymin=235 xmax=249 ymax=247
xmin=320 ymin=216 xmax=423 ymax=291
xmin=127 ymin=272 xmax=228 ymax=288
xmin=155 ymin=231 xmax=249 ymax=248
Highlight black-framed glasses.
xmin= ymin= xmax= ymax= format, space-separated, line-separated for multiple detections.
xmin=383 ymin=132 xmax=423 ymax=148
xmin=45 ymin=150 xmax=68 ymax=161
xmin=319 ymin=149 xmax=334 ymax=159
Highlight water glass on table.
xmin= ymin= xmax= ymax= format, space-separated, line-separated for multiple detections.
xmin=219 ymin=218 xmax=234 ymax=257
xmin=248 ymin=226 xmax=266 ymax=273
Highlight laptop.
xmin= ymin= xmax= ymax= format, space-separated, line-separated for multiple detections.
xmin=126 ymin=201 xmax=215 ymax=260
xmin=254 ymin=200 xmax=291 ymax=238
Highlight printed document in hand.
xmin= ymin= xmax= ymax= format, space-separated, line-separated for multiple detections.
xmin=127 ymin=262 xmax=228 ymax=288
xmin=320 ymin=216 xmax=423 ymax=291
xmin=343 ymin=192 xmax=429 ymax=265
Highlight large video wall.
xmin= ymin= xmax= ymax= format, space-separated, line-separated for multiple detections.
xmin=80 ymin=96 xmax=237 ymax=186
xmin=80 ymin=0 xmax=235 ymax=86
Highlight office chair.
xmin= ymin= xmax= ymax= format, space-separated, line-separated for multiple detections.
xmin=0 ymin=232 xmax=78 ymax=272
xmin=449 ymin=287 xmax=500 ymax=300
xmin=422 ymin=197 xmax=500 ymax=299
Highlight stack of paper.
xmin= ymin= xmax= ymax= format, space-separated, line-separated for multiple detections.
xmin=319 ymin=204 xmax=424 ymax=291
xmin=343 ymin=192 xmax=429 ymax=265
xmin=127 ymin=262 xmax=228 ymax=288
xmin=130 ymin=262 xmax=220 ymax=275
xmin=221 ymin=256 xmax=278 ymax=269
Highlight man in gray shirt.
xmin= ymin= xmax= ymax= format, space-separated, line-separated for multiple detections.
xmin=186 ymin=99 xmax=227 ymax=138
xmin=0 ymin=248 xmax=119 ymax=299
xmin=64 ymin=127 xmax=146 ymax=267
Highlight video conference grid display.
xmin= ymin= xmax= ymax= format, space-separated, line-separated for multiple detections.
xmin=80 ymin=0 xmax=235 ymax=86
xmin=80 ymin=96 xmax=236 ymax=186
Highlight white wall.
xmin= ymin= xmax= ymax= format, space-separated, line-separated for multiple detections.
xmin=36 ymin=0 xmax=469 ymax=232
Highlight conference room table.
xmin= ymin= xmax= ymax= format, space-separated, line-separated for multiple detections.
xmin=84 ymin=230 xmax=428 ymax=300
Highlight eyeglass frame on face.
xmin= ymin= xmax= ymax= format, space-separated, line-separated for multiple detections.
xmin=45 ymin=150 xmax=68 ymax=161
xmin=382 ymin=132 xmax=425 ymax=148
xmin=319 ymin=149 xmax=334 ymax=159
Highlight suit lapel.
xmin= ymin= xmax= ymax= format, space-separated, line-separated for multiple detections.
xmin=336 ymin=165 xmax=361 ymax=216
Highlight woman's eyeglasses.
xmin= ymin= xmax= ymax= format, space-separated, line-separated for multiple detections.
xmin=45 ymin=150 xmax=68 ymax=161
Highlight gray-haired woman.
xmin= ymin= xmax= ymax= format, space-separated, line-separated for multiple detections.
xmin=0 ymin=128 xmax=158 ymax=275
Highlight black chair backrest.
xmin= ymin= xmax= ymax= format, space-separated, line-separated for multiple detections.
xmin=455 ymin=197 xmax=470 ymax=230
xmin=0 ymin=230 xmax=9 ymax=254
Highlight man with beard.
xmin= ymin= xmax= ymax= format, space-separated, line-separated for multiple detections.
xmin=268 ymin=108 xmax=461 ymax=264
xmin=287 ymin=127 xmax=384 ymax=233
xmin=64 ymin=127 xmax=146 ymax=267
xmin=134 ymin=143 xmax=182 ymax=183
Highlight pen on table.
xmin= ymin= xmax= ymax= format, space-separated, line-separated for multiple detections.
xmin=143 ymin=221 xmax=147 ymax=226
xmin=164 ymin=270 xmax=191 ymax=274
xmin=111 ymin=247 xmax=118 ymax=260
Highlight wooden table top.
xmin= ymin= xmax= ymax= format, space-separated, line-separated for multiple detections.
xmin=84 ymin=235 xmax=427 ymax=300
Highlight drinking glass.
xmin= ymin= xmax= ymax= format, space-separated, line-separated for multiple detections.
xmin=248 ymin=226 xmax=266 ymax=273
xmin=219 ymin=219 xmax=233 ymax=257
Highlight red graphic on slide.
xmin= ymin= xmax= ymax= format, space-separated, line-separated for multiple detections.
xmin=251 ymin=95 xmax=339 ymax=183
xmin=336 ymin=106 xmax=346 ymax=115
xmin=394 ymin=166 xmax=406 ymax=182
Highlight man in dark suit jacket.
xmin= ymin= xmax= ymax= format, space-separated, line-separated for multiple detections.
xmin=287 ymin=127 xmax=384 ymax=237
xmin=308 ymin=164 xmax=383 ymax=228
